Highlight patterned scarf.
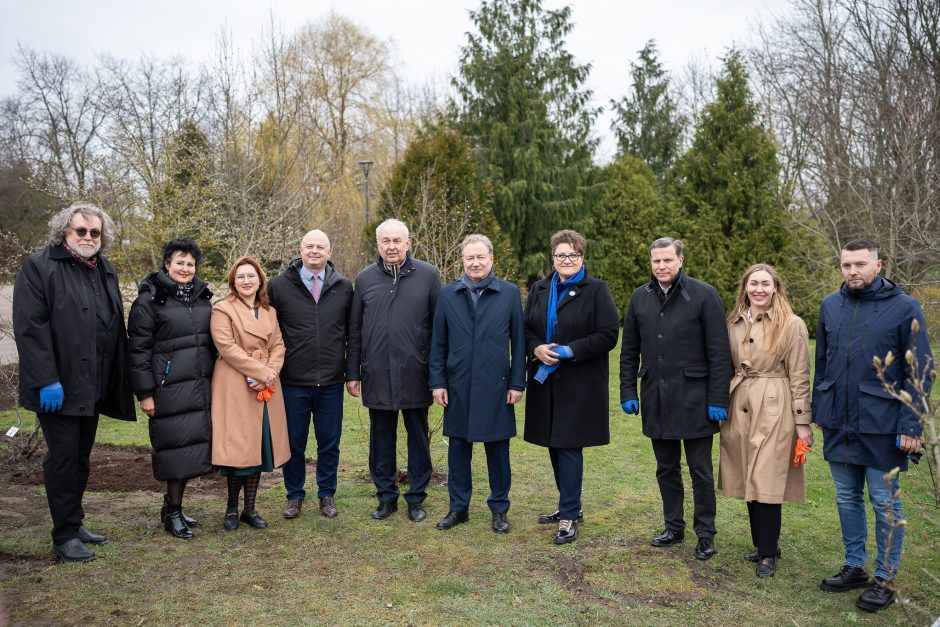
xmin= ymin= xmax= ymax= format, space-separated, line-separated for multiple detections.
xmin=175 ymin=281 xmax=195 ymax=304
xmin=62 ymin=241 xmax=98 ymax=269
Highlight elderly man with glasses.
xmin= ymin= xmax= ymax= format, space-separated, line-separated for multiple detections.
xmin=13 ymin=202 xmax=136 ymax=562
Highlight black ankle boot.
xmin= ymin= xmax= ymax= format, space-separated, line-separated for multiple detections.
xmin=164 ymin=506 xmax=194 ymax=539
xmin=163 ymin=494 xmax=198 ymax=527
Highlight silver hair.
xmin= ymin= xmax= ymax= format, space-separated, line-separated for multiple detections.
xmin=460 ymin=233 xmax=494 ymax=255
xmin=650 ymin=237 xmax=683 ymax=258
xmin=47 ymin=202 xmax=116 ymax=252
xmin=375 ymin=218 xmax=410 ymax=241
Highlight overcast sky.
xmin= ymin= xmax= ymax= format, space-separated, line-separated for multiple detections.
xmin=0 ymin=0 xmax=787 ymax=161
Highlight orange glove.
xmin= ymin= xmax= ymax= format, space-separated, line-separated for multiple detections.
xmin=794 ymin=439 xmax=812 ymax=467
xmin=256 ymin=386 xmax=275 ymax=402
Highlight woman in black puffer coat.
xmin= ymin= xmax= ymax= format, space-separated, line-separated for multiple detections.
xmin=128 ymin=237 xmax=215 ymax=539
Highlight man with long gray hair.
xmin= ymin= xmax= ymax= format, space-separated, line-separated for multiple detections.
xmin=13 ymin=202 xmax=136 ymax=562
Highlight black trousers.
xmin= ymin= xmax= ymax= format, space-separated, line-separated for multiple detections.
xmin=747 ymin=501 xmax=782 ymax=558
xmin=37 ymin=413 xmax=99 ymax=544
xmin=549 ymin=447 xmax=583 ymax=521
xmin=368 ymin=408 xmax=432 ymax=506
xmin=650 ymin=435 xmax=716 ymax=538
xmin=446 ymin=437 xmax=511 ymax=514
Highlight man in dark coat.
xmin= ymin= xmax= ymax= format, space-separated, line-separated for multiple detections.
xmin=619 ymin=237 xmax=731 ymax=560
xmin=346 ymin=219 xmax=441 ymax=522
xmin=13 ymin=202 xmax=136 ymax=563
xmin=268 ymin=229 xmax=353 ymax=520
xmin=429 ymin=234 xmax=525 ymax=534
xmin=813 ymin=239 xmax=932 ymax=613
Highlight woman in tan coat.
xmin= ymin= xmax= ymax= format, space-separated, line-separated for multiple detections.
xmin=211 ymin=256 xmax=290 ymax=531
xmin=718 ymin=264 xmax=813 ymax=578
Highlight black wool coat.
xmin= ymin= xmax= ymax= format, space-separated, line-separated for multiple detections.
xmin=13 ymin=245 xmax=136 ymax=421
xmin=346 ymin=254 xmax=441 ymax=410
xmin=619 ymin=269 xmax=732 ymax=440
xmin=523 ymin=272 xmax=620 ymax=449
xmin=127 ymin=271 xmax=215 ymax=481
xmin=268 ymin=259 xmax=353 ymax=387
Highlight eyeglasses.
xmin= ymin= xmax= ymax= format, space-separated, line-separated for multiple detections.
xmin=553 ymin=252 xmax=582 ymax=262
xmin=71 ymin=227 xmax=102 ymax=239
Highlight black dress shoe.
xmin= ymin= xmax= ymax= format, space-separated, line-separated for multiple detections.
xmin=537 ymin=509 xmax=584 ymax=524
xmin=53 ymin=538 xmax=95 ymax=563
xmin=408 ymin=504 xmax=427 ymax=522
xmin=163 ymin=494 xmax=198 ymax=527
xmin=372 ymin=501 xmax=398 ymax=520
xmin=553 ymin=520 xmax=578 ymax=544
xmin=492 ymin=512 xmax=510 ymax=533
xmin=694 ymin=537 xmax=716 ymax=560
xmin=756 ymin=557 xmax=777 ymax=578
xmin=436 ymin=510 xmax=469 ymax=530
xmin=77 ymin=526 xmax=107 ymax=545
xmin=164 ymin=510 xmax=194 ymax=539
xmin=223 ymin=507 xmax=239 ymax=531
xmin=820 ymin=565 xmax=870 ymax=592
xmin=651 ymin=529 xmax=684 ymax=547
xmin=746 ymin=547 xmax=781 ymax=562
xmin=240 ymin=510 xmax=268 ymax=529
xmin=856 ymin=577 xmax=894 ymax=612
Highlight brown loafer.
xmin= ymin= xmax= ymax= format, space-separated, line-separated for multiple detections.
xmin=283 ymin=498 xmax=302 ymax=519
xmin=320 ymin=496 xmax=338 ymax=518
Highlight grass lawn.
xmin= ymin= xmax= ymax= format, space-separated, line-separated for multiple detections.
xmin=0 ymin=340 xmax=938 ymax=625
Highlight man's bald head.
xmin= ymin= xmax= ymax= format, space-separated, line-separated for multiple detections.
xmin=300 ymin=229 xmax=332 ymax=273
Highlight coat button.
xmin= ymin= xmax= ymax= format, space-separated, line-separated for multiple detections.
xmin=742 ymin=407 xmax=748 ymax=413
xmin=796 ymin=409 xmax=803 ymax=414
xmin=749 ymin=338 xmax=754 ymax=343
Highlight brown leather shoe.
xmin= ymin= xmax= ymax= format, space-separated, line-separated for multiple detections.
xmin=283 ymin=499 xmax=302 ymax=519
xmin=319 ymin=496 xmax=338 ymax=518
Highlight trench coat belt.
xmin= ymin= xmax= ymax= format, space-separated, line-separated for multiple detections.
xmin=251 ymin=349 xmax=269 ymax=362
xmin=729 ymin=360 xmax=787 ymax=394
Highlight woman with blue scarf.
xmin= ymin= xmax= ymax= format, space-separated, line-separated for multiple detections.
xmin=523 ymin=230 xmax=620 ymax=544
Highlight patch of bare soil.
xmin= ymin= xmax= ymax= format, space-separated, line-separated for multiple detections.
xmin=0 ymin=551 xmax=47 ymax=583
xmin=2 ymin=441 xmax=287 ymax=493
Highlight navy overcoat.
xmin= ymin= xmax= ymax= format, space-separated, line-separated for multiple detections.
xmin=429 ymin=278 xmax=526 ymax=442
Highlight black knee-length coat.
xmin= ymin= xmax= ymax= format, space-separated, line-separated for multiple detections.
xmin=128 ymin=271 xmax=215 ymax=481
xmin=523 ymin=271 xmax=620 ymax=448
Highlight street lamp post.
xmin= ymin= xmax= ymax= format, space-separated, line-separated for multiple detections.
xmin=358 ymin=160 xmax=373 ymax=226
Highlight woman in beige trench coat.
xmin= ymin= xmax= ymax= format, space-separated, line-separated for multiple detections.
xmin=718 ymin=264 xmax=813 ymax=578
xmin=211 ymin=256 xmax=290 ymax=531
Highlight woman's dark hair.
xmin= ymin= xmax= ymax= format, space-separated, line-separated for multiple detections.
xmin=162 ymin=237 xmax=203 ymax=269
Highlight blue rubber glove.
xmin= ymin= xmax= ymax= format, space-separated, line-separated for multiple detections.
xmin=707 ymin=405 xmax=728 ymax=422
xmin=621 ymin=400 xmax=639 ymax=415
xmin=554 ymin=345 xmax=574 ymax=359
xmin=39 ymin=381 xmax=64 ymax=413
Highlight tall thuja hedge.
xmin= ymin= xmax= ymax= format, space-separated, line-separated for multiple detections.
xmin=589 ymin=155 xmax=678 ymax=315
xmin=670 ymin=50 xmax=801 ymax=312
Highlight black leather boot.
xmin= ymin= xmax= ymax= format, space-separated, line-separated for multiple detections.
xmin=163 ymin=494 xmax=198 ymax=527
xmin=164 ymin=506 xmax=194 ymax=539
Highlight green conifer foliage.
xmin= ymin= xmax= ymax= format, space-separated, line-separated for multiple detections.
xmin=453 ymin=0 xmax=598 ymax=282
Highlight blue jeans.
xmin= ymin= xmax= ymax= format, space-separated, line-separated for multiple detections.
xmin=282 ymin=383 xmax=344 ymax=500
xmin=828 ymin=462 xmax=905 ymax=580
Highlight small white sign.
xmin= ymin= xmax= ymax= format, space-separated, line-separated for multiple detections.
xmin=5 ymin=426 xmax=19 ymax=437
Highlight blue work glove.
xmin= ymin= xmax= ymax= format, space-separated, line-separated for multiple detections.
xmin=554 ymin=345 xmax=574 ymax=359
xmin=621 ymin=400 xmax=639 ymax=415
xmin=707 ymin=405 xmax=728 ymax=422
xmin=39 ymin=381 xmax=64 ymax=413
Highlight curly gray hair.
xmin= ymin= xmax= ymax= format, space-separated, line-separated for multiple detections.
xmin=47 ymin=202 xmax=116 ymax=252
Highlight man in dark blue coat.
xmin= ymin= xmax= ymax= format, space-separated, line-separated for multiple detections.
xmin=620 ymin=237 xmax=732 ymax=561
xmin=346 ymin=219 xmax=441 ymax=523
xmin=813 ymin=239 xmax=932 ymax=612
xmin=13 ymin=202 xmax=136 ymax=563
xmin=429 ymin=234 xmax=526 ymax=534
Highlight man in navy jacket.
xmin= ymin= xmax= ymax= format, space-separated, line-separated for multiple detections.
xmin=429 ymin=234 xmax=526 ymax=534
xmin=813 ymin=239 xmax=932 ymax=612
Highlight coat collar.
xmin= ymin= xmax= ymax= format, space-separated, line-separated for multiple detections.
xmin=224 ymin=297 xmax=271 ymax=340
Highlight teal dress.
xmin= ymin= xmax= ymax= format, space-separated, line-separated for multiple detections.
xmin=220 ymin=308 xmax=275 ymax=476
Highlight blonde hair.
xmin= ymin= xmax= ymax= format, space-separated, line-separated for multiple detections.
xmin=728 ymin=263 xmax=794 ymax=355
